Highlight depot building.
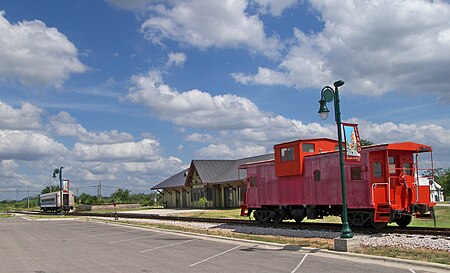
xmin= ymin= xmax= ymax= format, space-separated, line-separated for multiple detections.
xmin=151 ymin=154 xmax=273 ymax=208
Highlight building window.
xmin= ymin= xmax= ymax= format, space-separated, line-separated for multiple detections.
xmin=403 ymin=163 xmax=412 ymax=175
xmin=302 ymin=143 xmax=315 ymax=152
xmin=351 ymin=167 xmax=362 ymax=180
xmin=206 ymin=187 xmax=213 ymax=200
xmin=191 ymin=185 xmax=205 ymax=202
xmin=389 ymin=157 xmax=396 ymax=174
xmin=314 ymin=170 xmax=320 ymax=181
xmin=373 ymin=162 xmax=383 ymax=178
xmin=281 ymin=147 xmax=295 ymax=161
xmin=249 ymin=177 xmax=257 ymax=187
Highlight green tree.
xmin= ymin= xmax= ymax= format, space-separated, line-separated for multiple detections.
xmin=434 ymin=168 xmax=450 ymax=201
xmin=360 ymin=139 xmax=374 ymax=146
xmin=111 ymin=188 xmax=130 ymax=203
xmin=198 ymin=197 xmax=207 ymax=207
xmin=79 ymin=193 xmax=99 ymax=204
xmin=41 ymin=185 xmax=60 ymax=194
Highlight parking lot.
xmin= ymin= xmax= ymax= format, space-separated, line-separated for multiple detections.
xmin=0 ymin=216 xmax=445 ymax=273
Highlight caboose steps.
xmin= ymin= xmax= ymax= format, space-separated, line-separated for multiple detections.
xmin=374 ymin=203 xmax=391 ymax=222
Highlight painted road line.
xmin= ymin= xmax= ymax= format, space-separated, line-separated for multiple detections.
xmin=140 ymin=239 xmax=197 ymax=253
xmin=291 ymin=254 xmax=309 ymax=273
xmin=189 ymin=245 xmax=241 ymax=267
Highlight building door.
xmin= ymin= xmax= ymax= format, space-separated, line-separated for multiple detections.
xmin=176 ymin=191 xmax=180 ymax=207
xmin=224 ymin=187 xmax=233 ymax=208
xmin=369 ymin=150 xmax=389 ymax=204
xmin=213 ymin=186 xmax=221 ymax=208
xmin=182 ymin=190 xmax=187 ymax=208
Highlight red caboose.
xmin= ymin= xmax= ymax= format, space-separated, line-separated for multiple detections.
xmin=240 ymin=138 xmax=435 ymax=229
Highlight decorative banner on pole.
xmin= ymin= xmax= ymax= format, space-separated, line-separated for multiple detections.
xmin=342 ymin=123 xmax=361 ymax=162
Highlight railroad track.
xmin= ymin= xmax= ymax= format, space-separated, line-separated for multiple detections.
xmin=12 ymin=210 xmax=450 ymax=237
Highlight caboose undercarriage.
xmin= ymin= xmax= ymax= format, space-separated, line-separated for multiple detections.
xmin=248 ymin=203 xmax=433 ymax=229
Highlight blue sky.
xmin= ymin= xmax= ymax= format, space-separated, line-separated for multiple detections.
xmin=0 ymin=0 xmax=449 ymax=200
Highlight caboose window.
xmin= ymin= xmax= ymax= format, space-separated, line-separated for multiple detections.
xmin=249 ymin=177 xmax=257 ymax=187
xmin=302 ymin=143 xmax=315 ymax=152
xmin=314 ymin=170 xmax=320 ymax=181
xmin=351 ymin=167 xmax=362 ymax=180
xmin=373 ymin=162 xmax=383 ymax=178
xmin=281 ymin=147 xmax=295 ymax=161
xmin=403 ymin=163 xmax=412 ymax=175
xmin=389 ymin=157 xmax=396 ymax=174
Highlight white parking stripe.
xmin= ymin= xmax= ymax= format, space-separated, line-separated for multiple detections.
xmin=291 ymin=254 xmax=309 ymax=273
xmin=109 ymin=234 xmax=163 ymax=244
xmin=409 ymin=269 xmax=416 ymax=273
xmin=189 ymin=245 xmax=241 ymax=267
xmin=140 ymin=239 xmax=197 ymax=253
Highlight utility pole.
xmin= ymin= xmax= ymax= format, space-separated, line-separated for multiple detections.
xmin=16 ymin=189 xmax=18 ymax=204
xmin=27 ymin=191 xmax=30 ymax=208
xmin=76 ymin=188 xmax=80 ymax=205
xmin=98 ymin=179 xmax=102 ymax=204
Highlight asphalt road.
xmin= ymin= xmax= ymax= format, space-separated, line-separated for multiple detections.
xmin=0 ymin=216 xmax=446 ymax=273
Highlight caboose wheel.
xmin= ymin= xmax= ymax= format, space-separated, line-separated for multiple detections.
xmin=371 ymin=221 xmax=388 ymax=229
xmin=271 ymin=209 xmax=283 ymax=224
xmin=294 ymin=217 xmax=304 ymax=223
xmin=254 ymin=211 xmax=263 ymax=223
xmin=395 ymin=215 xmax=412 ymax=228
xmin=254 ymin=210 xmax=271 ymax=224
xmin=348 ymin=211 xmax=370 ymax=227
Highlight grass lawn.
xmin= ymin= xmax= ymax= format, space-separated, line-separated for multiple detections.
xmin=0 ymin=213 xmax=12 ymax=218
xmin=408 ymin=206 xmax=450 ymax=228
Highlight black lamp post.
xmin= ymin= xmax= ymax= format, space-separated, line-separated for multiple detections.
xmin=53 ymin=167 xmax=64 ymax=215
xmin=318 ymin=80 xmax=353 ymax=239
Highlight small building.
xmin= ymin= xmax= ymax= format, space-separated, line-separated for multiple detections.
xmin=152 ymin=154 xmax=274 ymax=208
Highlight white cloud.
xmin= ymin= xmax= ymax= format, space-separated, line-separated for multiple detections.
xmin=49 ymin=111 xmax=133 ymax=144
xmin=231 ymin=67 xmax=291 ymax=86
xmin=353 ymin=119 xmax=450 ymax=148
xmin=71 ymin=139 xmax=162 ymax=162
xmin=196 ymin=143 xmax=268 ymax=159
xmin=0 ymin=11 xmax=86 ymax=87
xmin=191 ymin=117 xmax=450 ymax=167
xmin=0 ymin=160 xmax=19 ymax=177
xmin=0 ymin=130 xmax=68 ymax=161
xmin=141 ymin=0 xmax=282 ymax=58
xmin=0 ymin=101 xmax=42 ymax=129
xmin=127 ymin=70 xmax=272 ymax=130
xmin=184 ymin=133 xmax=216 ymax=143
xmin=234 ymin=0 xmax=450 ymax=100
xmin=166 ymin=52 xmax=187 ymax=67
